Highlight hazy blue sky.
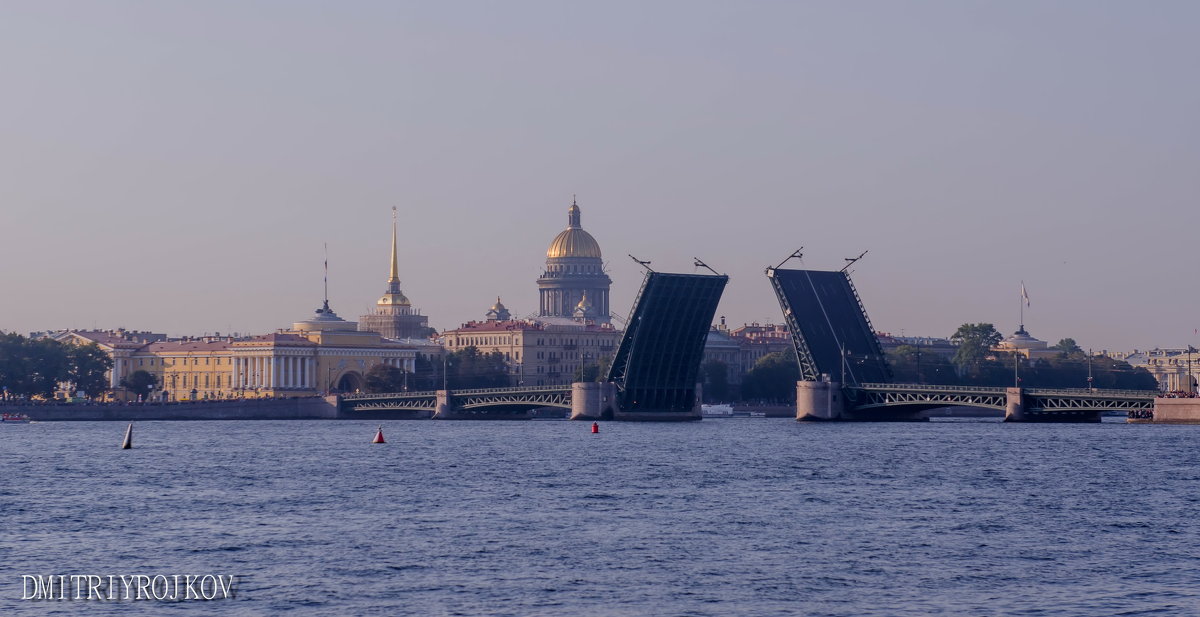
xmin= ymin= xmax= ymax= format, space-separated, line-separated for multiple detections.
xmin=2 ymin=1 xmax=1197 ymax=352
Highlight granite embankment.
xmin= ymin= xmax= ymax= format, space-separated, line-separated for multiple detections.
xmin=3 ymin=396 xmax=340 ymax=421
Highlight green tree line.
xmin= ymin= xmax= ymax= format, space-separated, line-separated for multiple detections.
xmin=363 ymin=346 xmax=511 ymax=393
xmin=0 ymin=333 xmax=113 ymax=399
xmin=701 ymin=323 xmax=1159 ymax=402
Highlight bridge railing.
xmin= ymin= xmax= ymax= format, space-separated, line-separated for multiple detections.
xmin=1025 ymin=387 xmax=1159 ymax=398
xmin=853 ymin=383 xmax=1008 ymax=394
xmin=854 ymin=383 xmax=1158 ymax=398
xmin=343 ymin=390 xmax=438 ymax=401
xmin=449 ymin=385 xmax=572 ymax=395
xmin=342 ymin=384 xmax=572 ymax=401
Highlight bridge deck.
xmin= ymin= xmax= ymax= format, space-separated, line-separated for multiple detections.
xmin=768 ymin=268 xmax=891 ymax=385
xmin=849 ymin=383 xmax=1156 ymax=412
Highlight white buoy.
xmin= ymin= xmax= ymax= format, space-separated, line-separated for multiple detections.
xmin=121 ymin=423 xmax=133 ymax=449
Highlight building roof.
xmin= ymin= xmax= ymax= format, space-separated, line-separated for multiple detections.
xmin=53 ymin=329 xmax=166 ymax=349
xmin=145 ymin=339 xmax=233 ymax=353
xmin=236 ymin=333 xmax=314 ymax=346
xmin=444 ymin=318 xmax=617 ymax=335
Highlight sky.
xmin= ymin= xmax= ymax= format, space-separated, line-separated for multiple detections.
xmin=1 ymin=1 xmax=1197 ymax=353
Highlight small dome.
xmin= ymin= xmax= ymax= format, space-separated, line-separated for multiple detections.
xmin=378 ymin=291 xmax=410 ymax=306
xmin=999 ymin=326 xmax=1048 ymax=350
xmin=486 ymin=297 xmax=511 ymax=321
xmin=292 ymin=301 xmax=357 ymax=332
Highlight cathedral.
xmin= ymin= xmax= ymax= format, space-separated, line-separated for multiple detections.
xmin=358 ymin=208 xmax=433 ymax=340
xmin=537 ymin=199 xmax=612 ymax=324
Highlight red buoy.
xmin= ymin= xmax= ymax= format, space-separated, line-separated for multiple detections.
xmin=591 ymin=422 xmax=599 ymax=434
xmin=372 ymin=426 xmax=386 ymax=444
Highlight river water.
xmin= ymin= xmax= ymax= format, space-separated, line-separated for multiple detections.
xmin=2 ymin=417 xmax=1198 ymax=616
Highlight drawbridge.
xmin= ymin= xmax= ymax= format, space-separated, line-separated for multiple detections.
xmin=767 ymin=265 xmax=1156 ymax=422
xmin=342 ymin=269 xmax=726 ymax=421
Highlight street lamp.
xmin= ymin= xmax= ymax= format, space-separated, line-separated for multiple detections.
xmin=1087 ymin=349 xmax=1094 ymax=392
xmin=1188 ymin=346 xmax=1197 ymax=395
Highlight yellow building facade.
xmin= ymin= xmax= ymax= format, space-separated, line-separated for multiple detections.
xmin=55 ymin=302 xmax=440 ymax=401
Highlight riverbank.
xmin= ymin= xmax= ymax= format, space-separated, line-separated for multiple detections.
xmin=2 ymin=397 xmax=340 ymax=421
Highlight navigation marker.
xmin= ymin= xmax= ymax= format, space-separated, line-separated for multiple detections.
xmin=121 ymin=423 xmax=133 ymax=449
xmin=372 ymin=426 xmax=386 ymax=444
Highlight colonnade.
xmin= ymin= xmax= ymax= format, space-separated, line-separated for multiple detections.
xmin=230 ymin=356 xmax=414 ymax=391
xmin=232 ymin=356 xmax=316 ymax=390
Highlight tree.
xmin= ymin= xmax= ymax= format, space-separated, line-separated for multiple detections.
xmin=886 ymin=345 xmax=957 ymax=385
xmin=1054 ymin=338 xmax=1083 ymax=355
xmin=950 ymin=323 xmax=1003 ymax=378
xmin=120 ymin=370 xmax=158 ymax=399
xmin=740 ymin=350 xmax=800 ymax=403
xmin=573 ymin=356 xmax=612 ymax=383
xmin=0 ymin=332 xmax=25 ymax=397
xmin=412 ymin=355 xmax=437 ymax=390
xmin=365 ymin=364 xmax=407 ymax=393
xmin=700 ymin=359 xmax=731 ymax=402
xmin=22 ymin=337 xmax=69 ymax=398
xmin=68 ymin=342 xmax=113 ymax=398
xmin=446 ymin=347 xmax=509 ymax=389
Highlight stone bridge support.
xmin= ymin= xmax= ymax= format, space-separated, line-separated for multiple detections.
xmin=796 ymin=380 xmax=844 ymax=421
xmin=433 ymin=390 xmax=452 ymax=420
xmin=1004 ymin=387 xmax=1025 ymax=422
xmin=570 ymin=382 xmax=617 ymax=421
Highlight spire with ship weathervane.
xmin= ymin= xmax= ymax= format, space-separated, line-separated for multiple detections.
xmin=388 ymin=206 xmax=400 ymax=287
xmin=377 ymin=207 xmax=410 ymax=307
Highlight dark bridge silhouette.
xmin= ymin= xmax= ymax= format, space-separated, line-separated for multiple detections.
xmin=342 ymin=270 xmax=727 ymax=421
xmin=767 ymin=266 xmax=1156 ymax=422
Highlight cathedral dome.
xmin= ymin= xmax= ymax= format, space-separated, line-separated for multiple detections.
xmin=547 ymin=228 xmax=602 ymax=259
xmin=546 ymin=201 xmax=602 ymax=259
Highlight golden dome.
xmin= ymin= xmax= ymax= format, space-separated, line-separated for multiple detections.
xmin=546 ymin=200 xmax=602 ymax=259
xmin=547 ymin=228 xmax=602 ymax=259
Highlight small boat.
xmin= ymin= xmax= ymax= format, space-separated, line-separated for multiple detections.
xmin=1 ymin=413 xmax=31 ymax=423
xmin=701 ymin=404 xmax=734 ymax=418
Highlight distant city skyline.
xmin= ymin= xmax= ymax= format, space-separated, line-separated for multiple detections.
xmin=2 ymin=2 xmax=1197 ymax=352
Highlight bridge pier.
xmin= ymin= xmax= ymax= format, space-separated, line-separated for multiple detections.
xmin=570 ymin=382 xmax=617 ymax=421
xmin=1004 ymin=387 xmax=1025 ymax=422
xmin=796 ymin=380 xmax=844 ymax=421
xmin=1005 ymin=387 xmax=1102 ymax=422
xmin=433 ymin=390 xmax=452 ymax=420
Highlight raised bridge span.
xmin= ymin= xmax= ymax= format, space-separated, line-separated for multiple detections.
xmin=767 ymin=266 xmax=1158 ymax=422
xmin=342 ymin=270 xmax=727 ymax=421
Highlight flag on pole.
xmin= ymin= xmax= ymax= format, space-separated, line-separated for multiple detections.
xmin=1020 ymin=282 xmax=1030 ymax=307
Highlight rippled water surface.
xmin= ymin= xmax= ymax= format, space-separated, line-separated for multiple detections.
xmin=3 ymin=418 xmax=1199 ymax=616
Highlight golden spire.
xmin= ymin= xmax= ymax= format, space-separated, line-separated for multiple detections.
xmin=389 ymin=206 xmax=400 ymax=284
